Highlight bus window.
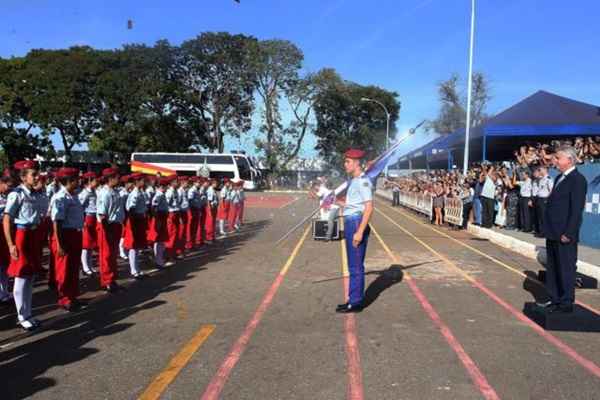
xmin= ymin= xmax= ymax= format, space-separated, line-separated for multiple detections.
xmin=234 ymin=156 xmax=252 ymax=180
xmin=205 ymin=155 xmax=234 ymax=165
xmin=210 ymin=171 xmax=234 ymax=180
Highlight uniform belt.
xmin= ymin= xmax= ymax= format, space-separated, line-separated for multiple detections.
xmin=16 ymin=224 xmax=39 ymax=230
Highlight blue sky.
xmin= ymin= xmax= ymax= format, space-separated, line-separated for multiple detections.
xmin=2 ymin=0 xmax=599 ymax=159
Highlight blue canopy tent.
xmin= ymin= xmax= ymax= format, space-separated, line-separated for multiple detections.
xmin=472 ymin=90 xmax=600 ymax=161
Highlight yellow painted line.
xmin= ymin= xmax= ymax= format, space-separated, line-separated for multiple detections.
xmin=139 ymin=324 xmax=216 ymax=400
xmin=374 ymin=207 xmax=478 ymax=284
xmin=280 ymin=225 xmax=312 ymax=275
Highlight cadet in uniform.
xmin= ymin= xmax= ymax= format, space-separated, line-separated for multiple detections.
xmin=96 ymin=168 xmax=125 ymax=292
xmin=124 ymin=173 xmax=148 ymax=279
xmin=187 ymin=177 xmax=202 ymax=250
xmin=336 ymin=149 xmax=373 ymax=313
xmin=149 ymin=177 xmax=170 ymax=268
xmin=176 ymin=177 xmax=190 ymax=256
xmin=0 ymin=172 xmax=14 ymax=304
xmin=535 ymin=167 xmax=553 ymax=238
xmin=195 ymin=178 xmax=208 ymax=247
xmin=205 ymin=179 xmax=218 ymax=242
xmin=165 ymin=176 xmax=180 ymax=265
xmin=217 ymin=178 xmax=231 ymax=237
xmin=3 ymin=160 xmax=43 ymax=330
xmin=51 ymin=168 xmax=85 ymax=311
xmin=79 ymin=171 xmax=99 ymax=275
xmin=119 ymin=175 xmax=133 ymax=260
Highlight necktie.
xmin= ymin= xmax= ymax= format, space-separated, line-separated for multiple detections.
xmin=555 ymin=174 xmax=565 ymax=188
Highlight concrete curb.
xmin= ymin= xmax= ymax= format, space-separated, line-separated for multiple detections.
xmin=375 ymin=189 xmax=600 ymax=283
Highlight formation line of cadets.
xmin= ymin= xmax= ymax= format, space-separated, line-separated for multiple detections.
xmin=0 ymin=161 xmax=245 ymax=332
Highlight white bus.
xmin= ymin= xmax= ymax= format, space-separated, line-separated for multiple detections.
xmin=130 ymin=152 xmax=259 ymax=190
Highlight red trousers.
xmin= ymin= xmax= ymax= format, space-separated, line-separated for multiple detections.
xmin=196 ymin=207 xmax=206 ymax=246
xmin=8 ymin=227 xmax=42 ymax=278
xmin=52 ymin=229 xmax=82 ymax=306
xmin=217 ymin=201 xmax=230 ymax=221
xmin=147 ymin=212 xmax=168 ymax=243
xmin=227 ymin=203 xmax=241 ymax=231
xmin=204 ymin=205 xmax=216 ymax=241
xmin=177 ymin=210 xmax=188 ymax=255
xmin=166 ymin=212 xmax=180 ymax=258
xmin=97 ymin=222 xmax=122 ymax=287
xmin=82 ymin=215 xmax=98 ymax=249
xmin=186 ymin=208 xmax=199 ymax=249
xmin=124 ymin=215 xmax=148 ymax=250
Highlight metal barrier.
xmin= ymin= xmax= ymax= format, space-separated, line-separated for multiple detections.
xmin=393 ymin=191 xmax=462 ymax=226
xmin=443 ymin=197 xmax=464 ymax=227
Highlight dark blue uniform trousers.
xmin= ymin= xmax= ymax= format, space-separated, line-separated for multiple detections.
xmin=545 ymin=239 xmax=578 ymax=306
xmin=344 ymin=214 xmax=370 ymax=306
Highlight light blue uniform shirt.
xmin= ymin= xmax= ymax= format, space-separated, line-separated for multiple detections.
xmin=230 ymin=189 xmax=241 ymax=204
xmin=220 ymin=187 xmax=229 ymax=202
xmin=46 ymin=182 xmax=59 ymax=199
xmin=518 ymin=178 xmax=533 ymax=197
xmin=145 ymin=186 xmax=155 ymax=207
xmin=165 ymin=187 xmax=180 ymax=212
xmin=126 ymin=188 xmax=148 ymax=215
xmin=4 ymin=185 xmax=43 ymax=226
xmin=152 ymin=190 xmax=169 ymax=213
xmin=188 ymin=187 xmax=202 ymax=209
xmin=481 ymin=176 xmax=496 ymax=199
xmin=78 ymin=187 xmax=97 ymax=215
xmin=51 ymin=188 xmax=84 ymax=229
xmin=178 ymin=187 xmax=189 ymax=211
xmin=206 ymin=187 xmax=218 ymax=207
xmin=97 ymin=186 xmax=125 ymax=223
xmin=343 ymin=175 xmax=373 ymax=217
xmin=537 ymin=176 xmax=553 ymax=198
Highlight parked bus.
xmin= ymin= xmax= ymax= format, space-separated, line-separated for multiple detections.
xmin=130 ymin=152 xmax=259 ymax=190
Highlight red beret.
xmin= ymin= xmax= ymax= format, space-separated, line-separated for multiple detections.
xmin=38 ymin=175 xmax=47 ymax=183
xmin=158 ymin=177 xmax=171 ymax=186
xmin=130 ymin=172 xmax=145 ymax=181
xmin=56 ymin=167 xmax=80 ymax=179
xmin=82 ymin=171 xmax=98 ymax=180
xmin=102 ymin=167 xmax=120 ymax=178
xmin=120 ymin=175 xmax=131 ymax=184
xmin=222 ymin=177 xmax=230 ymax=183
xmin=1 ymin=169 xmax=11 ymax=177
xmin=344 ymin=149 xmax=366 ymax=159
xmin=13 ymin=160 xmax=38 ymax=170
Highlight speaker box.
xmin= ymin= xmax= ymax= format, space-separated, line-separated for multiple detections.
xmin=312 ymin=219 xmax=340 ymax=241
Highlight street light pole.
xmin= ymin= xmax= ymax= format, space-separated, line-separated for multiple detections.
xmin=463 ymin=0 xmax=476 ymax=176
xmin=361 ymin=97 xmax=391 ymax=176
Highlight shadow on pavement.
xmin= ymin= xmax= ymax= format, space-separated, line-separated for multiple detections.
xmin=0 ymin=219 xmax=270 ymax=400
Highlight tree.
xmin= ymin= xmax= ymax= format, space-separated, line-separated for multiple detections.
xmin=430 ymin=72 xmax=491 ymax=135
xmin=91 ymin=41 xmax=199 ymax=161
xmin=313 ymin=82 xmax=400 ymax=169
xmin=22 ymin=47 xmax=102 ymax=162
xmin=253 ymin=39 xmax=304 ymax=174
xmin=181 ymin=32 xmax=258 ymax=153
xmin=0 ymin=57 xmax=53 ymax=165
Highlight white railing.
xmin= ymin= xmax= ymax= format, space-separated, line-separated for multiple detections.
xmin=393 ymin=190 xmax=463 ymax=227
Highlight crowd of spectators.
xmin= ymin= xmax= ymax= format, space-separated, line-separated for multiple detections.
xmin=384 ymin=138 xmax=598 ymax=238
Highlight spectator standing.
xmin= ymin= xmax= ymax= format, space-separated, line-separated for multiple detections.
xmin=479 ymin=166 xmax=496 ymax=228
xmin=516 ymin=170 xmax=533 ymax=232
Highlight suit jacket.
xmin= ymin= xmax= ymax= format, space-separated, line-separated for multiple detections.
xmin=543 ymin=169 xmax=588 ymax=242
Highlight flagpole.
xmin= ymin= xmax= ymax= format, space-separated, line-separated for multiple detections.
xmin=463 ymin=0 xmax=476 ymax=175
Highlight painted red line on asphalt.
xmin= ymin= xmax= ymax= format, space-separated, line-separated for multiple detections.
xmin=200 ymin=227 xmax=311 ymax=400
xmin=406 ymin=277 xmax=501 ymax=400
xmin=343 ymin=276 xmax=364 ymax=400
xmin=468 ymin=276 xmax=600 ymax=379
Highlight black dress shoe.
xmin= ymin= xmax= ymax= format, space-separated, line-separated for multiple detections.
xmin=336 ymin=303 xmax=364 ymax=314
xmin=547 ymin=304 xmax=574 ymax=314
xmin=336 ymin=302 xmax=349 ymax=311
xmin=104 ymin=283 xmax=121 ymax=293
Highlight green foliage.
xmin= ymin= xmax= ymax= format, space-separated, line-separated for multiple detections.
xmin=313 ymin=81 xmax=400 ymax=170
xmin=430 ymin=72 xmax=491 ymax=135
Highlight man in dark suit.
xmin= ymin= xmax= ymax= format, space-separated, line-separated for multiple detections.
xmin=542 ymin=145 xmax=588 ymax=313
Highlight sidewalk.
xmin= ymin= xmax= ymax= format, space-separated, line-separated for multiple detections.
xmin=376 ymin=189 xmax=600 ymax=282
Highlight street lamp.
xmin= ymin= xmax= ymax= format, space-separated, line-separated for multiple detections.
xmin=361 ymin=97 xmax=391 ymax=176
